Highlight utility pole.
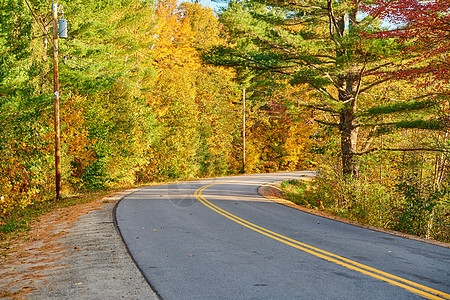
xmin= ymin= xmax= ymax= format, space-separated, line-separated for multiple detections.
xmin=52 ymin=2 xmax=62 ymax=199
xmin=242 ymin=88 xmax=246 ymax=173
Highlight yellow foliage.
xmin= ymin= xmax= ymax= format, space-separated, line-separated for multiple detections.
xmin=61 ymin=94 xmax=97 ymax=191
xmin=0 ymin=137 xmax=50 ymax=215
xmin=152 ymin=0 xmax=200 ymax=71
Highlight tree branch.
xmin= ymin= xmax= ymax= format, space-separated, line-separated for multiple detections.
xmin=364 ymin=62 xmax=392 ymax=75
xmin=227 ymin=54 xmax=295 ymax=75
xmin=356 ymin=147 xmax=449 ymax=155
xmin=327 ymin=0 xmax=343 ymax=38
xmin=359 ymin=77 xmax=392 ymax=93
xmin=308 ymin=105 xmax=339 ymax=114
xmin=285 ymin=1 xmax=325 ymax=10
xmin=352 ymin=66 xmax=365 ymax=112
xmin=314 ymin=118 xmax=340 ymax=126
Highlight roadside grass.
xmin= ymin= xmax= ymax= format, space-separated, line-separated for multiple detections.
xmin=279 ymin=178 xmax=450 ymax=243
xmin=280 ymin=179 xmax=319 ymax=209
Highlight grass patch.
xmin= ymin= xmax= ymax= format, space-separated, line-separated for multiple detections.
xmin=280 ymin=179 xmax=318 ymax=208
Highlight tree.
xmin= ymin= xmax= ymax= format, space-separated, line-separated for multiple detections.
xmin=205 ymin=0 xmax=443 ymax=177
xmin=0 ymin=0 xmax=158 ymax=209
xmin=178 ymin=2 xmax=243 ymax=175
xmin=363 ymin=0 xmax=449 ymax=130
xmin=362 ymin=0 xmax=450 ymax=85
xmin=0 ymin=0 xmax=54 ymax=212
xmin=363 ymin=0 xmax=449 ymax=238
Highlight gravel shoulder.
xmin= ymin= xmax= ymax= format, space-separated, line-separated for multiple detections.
xmin=0 ymin=189 xmax=159 ymax=299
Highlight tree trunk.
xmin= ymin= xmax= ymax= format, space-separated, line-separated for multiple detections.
xmin=339 ymin=74 xmax=359 ymax=177
xmin=335 ymin=9 xmax=360 ymax=177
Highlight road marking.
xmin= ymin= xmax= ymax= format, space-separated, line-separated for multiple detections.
xmin=194 ymin=178 xmax=450 ymax=300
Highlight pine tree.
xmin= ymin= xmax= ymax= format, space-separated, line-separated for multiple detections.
xmin=205 ymin=0 xmax=438 ymax=177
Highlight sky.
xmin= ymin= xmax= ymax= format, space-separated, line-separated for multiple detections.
xmin=181 ymin=0 xmax=227 ymax=12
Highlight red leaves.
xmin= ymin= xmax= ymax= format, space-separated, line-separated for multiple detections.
xmin=362 ymin=0 xmax=448 ymax=25
xmin=364 ymin=0 xmax=450 ymax=85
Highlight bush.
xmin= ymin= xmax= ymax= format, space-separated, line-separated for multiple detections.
xmin=393 ymin=179 xmax=449 ymax=240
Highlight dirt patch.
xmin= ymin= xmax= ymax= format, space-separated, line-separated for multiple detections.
xmin=0 ymin=198 xmax=108 ymax=298
xmin=0 ymin=189 xmax=158 ymax=299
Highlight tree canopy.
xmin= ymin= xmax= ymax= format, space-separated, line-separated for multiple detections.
xmin=1 ymin=0 xmax=448 ymax=241
xmin=206 ymin=0 xmax=446 ymax=176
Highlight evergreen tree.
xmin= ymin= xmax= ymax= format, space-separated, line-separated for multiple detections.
xmin=206 ymin=0 xmax=442 ymax=177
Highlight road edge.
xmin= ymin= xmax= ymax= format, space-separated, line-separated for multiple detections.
xmin=112 ymin=188 xmax=164 ymax=300
xmin=258 ymin=180 xmax=450 ymax=249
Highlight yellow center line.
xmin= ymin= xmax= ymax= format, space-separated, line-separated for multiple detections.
xmin=194 ymin=178 xmax=450 ymax=300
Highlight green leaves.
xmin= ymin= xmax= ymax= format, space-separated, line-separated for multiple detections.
xmin=362 ymin=99 xmax=435 ymax=116
xmin=291 ymin=67 xmax=332 ymax=87
xmin=394 ymin=179 xmax=448 ymax=237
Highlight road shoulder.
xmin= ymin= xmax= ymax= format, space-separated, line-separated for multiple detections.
xmin=0 ymin=190 xmax=159 ymax=299
xmin=258 ymin=180 xmax=450 ymax=248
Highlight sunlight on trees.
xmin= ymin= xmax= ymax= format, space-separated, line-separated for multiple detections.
xmin=0 ymin=0 xmax=448 ymax=241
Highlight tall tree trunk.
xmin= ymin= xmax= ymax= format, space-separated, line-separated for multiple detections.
xmin=339 ymin=74 xmax=359 ymax=177
xmin=336 ymin=8 xmax=360 ymax=177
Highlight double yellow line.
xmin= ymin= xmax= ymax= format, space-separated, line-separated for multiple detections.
xmin=195 ymin=179 xmax=450 ymax=300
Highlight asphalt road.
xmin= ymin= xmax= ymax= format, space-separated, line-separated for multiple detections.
xmin=115 ymin=171 xmax=450 ymax=299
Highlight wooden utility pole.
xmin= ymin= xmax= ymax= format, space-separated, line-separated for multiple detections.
xmin=242 ymin=88 xmax=246 ymax=173
xmin=52 ymin=2 xmax=62 ymax=199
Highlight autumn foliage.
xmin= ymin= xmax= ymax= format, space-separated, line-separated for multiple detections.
xmin=363 ymin=0 xmax=450 ymax=85
xmin=0 ymin=0 xmax=448 ymax=241
xmin=0 ymin=0 xmax=316 ymax=216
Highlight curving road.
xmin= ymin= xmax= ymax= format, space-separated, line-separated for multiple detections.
xmin=115 ymin=171 xmax=450 ymax=299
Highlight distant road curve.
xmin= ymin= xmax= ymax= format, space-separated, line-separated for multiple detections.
xmin=115 ymin=171 xmax=450 ymax=299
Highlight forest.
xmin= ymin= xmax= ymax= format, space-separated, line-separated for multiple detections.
xmin=0 ymin=0 xmax=448 ymax=241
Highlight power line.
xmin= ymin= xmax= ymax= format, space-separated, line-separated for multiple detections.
xmin=62 ymin=57 xmax=244 ymax=117
xmin=24 ymin=0 xmax=48 ymax=36
xmin=59 ymin=48 xmax=301 ymax=120
xmin=69 ymin=34 xmax=242 ymax=101
xmin=61 ymin=4 xmax=250 ymax=92
xmin=63 ymin=54 xmax=299 ymax=120
xmin=27 ymin=2 xmax=305 ymax=121
xmin=71 ymin=37 xmax=130 ymax=65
